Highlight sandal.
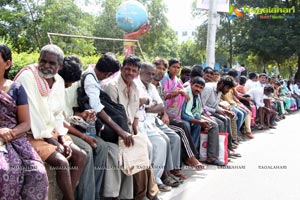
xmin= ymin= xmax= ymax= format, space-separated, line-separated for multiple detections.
xmin=170 ymin=169 xmax=188 ymax=179
xmin=169 ymin=174 xmax=184 ymax=184
xmin=245 ymin=132 xmax=254 ymax=139
xmin=229 ymin=152 xmax=242 ymax=158
xmin=257 ymin=124 xmax=264 ymax=130
xmin=162 ymin=176 xmax=180 ymax=187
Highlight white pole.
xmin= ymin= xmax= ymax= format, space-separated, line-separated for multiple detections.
xmin=206 ymin=0 xmax=218 ymax=69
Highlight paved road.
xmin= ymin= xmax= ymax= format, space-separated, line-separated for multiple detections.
xmin=159 ymin=112 xmax=300 ymax=200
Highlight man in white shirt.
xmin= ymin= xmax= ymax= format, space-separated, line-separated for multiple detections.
xmin=15 ymin=44 xmax=87 ymax=200
xmin=247 ymin=86 xmax=276 ymax=129
xmin=137 ymin=62 xmax=182 ymax=191
xmin=292 ymin=81 xmax=300 ymax=109
xmin=258 ymin=73 xmax=268 ymax=88
xmin=245 ymin=72 xmax=259 ymax=92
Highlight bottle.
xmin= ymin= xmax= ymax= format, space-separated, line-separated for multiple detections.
xmin=86 ymin=117 xmax=97 ymax=138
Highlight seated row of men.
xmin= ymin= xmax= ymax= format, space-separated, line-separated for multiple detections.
xmin=1 ymin=43 xmax=292 ymax=200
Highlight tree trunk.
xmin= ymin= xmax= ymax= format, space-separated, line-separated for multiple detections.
xmin=294 ymin=53 xmax=300 ymax=81
xmin=289 ymin=65 xmax=293 ymax=78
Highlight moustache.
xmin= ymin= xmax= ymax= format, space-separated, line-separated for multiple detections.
xmin=39 ymin=66 xmax=54 ymax=75
xmin=125 ymin=74 xmax=134 ymax=79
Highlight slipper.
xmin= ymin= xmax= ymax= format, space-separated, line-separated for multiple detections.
xmin=244 ymin=132 xmax=254 ymax=139
xmin=229 ymin=152 xmax=242 ymax=157
xmin=232 ymin=140 xmax=240 ymax=145
xmin=268 ymin=126 xmax=276 ymax=129
xmin=169 ymin=174 xmax=184 ymax=184
xmin=162 ymin=176 xmax=180 ymax=187
xmin=257 ymin=125 xmax=264 ymax=130
xmin=170 ymin=170 xmax=188 ymax=179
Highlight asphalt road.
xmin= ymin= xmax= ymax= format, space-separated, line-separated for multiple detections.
xmin=159 ymin=111 xmax=300 ymax=200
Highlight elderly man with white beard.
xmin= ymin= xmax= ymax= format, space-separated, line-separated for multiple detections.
xmin=15 ymin=44 xmax=87 ymax=200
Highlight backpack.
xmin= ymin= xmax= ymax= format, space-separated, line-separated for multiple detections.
xmin=77 ymin=72 xmax=130 ymax=144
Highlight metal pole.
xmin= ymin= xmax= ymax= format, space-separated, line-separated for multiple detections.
xmin=46 ymin=32 xmax=147 ymax=61
xmin=206 ymin=0 xmax=218 ymax=69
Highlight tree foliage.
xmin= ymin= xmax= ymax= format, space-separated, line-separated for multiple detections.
xmin=0 ymin=0 xmax=182 ymax=68
xmin=3 ymin=0 xmax=300 ymax=79
xmin=192 ymin=0 xmax=300 ymax=78
xmin=93 ymin=0 xmax=124 ymax=54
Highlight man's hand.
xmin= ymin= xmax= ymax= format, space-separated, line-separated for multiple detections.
xmin=161 ymin=113 xmax=170 ymax=126
xmin=119 ymin=131 xmax=134 ymax=147
xmin=83 ymin=135 xmax=98 ymax=149
xmin=58 ymin=136 xmax=72 ymax=159
xmin=216 ymin=109 xmax=226 ymax=115
xmin=62 ymin=144 xmax=72 ymax=160
xmin=81 ymin=109 xmax=96 ymax=121
xmin=199 ymin=120 xmax=212 ymax=131
xmin=140 ymin=97 xmax=150 ymax=106
xmin=224 ymin=110 xmax=235 ymax=119
xmin=44 ymin=137 xmax=65 ymax=155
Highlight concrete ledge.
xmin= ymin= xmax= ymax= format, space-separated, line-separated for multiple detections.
xmin=45 ymin=163 xmax=63 ymax=200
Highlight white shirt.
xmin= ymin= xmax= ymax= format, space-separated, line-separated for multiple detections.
xmin=64 ymin=81 xmax=80 ymax=119
xmin=289 ymin=84 xmax=295 ymax=93
xmin=246 ymin=87 xmax=265 ymax=108
xmin=83 ymin=67 xmax=105 ymax=113
xmin=135 ymin=78 xmax=163 ymax=124
xmin=245 ymin=79 xmax=259 ymax=92
xmin=15 ymin=69 xmax=68 ymax=139
xmin=293 ymin=84 xmax=300 ymax=95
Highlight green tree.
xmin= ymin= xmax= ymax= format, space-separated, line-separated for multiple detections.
xmin=192 ymin=0 xmax=300 ymax=77
xmin=231 ymin=0 xmax=300 ymax=77
xmin=39 ymin=0 xmax=96 ymax=55
xmin=93 ymin=0 xmax=124 ymax=54
xmin=178 ymin=40 xmax=205 ymax=66
xmin=0 ymin=0 xmax=96 ymax=55
xmin=0 ymin=0 xmax=41 ymax=52
xmin=138 ymin=0 xmax=178 ymax=58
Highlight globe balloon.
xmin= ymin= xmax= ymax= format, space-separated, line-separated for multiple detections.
xmin=116 ymin=0 xmax=148 ymax=33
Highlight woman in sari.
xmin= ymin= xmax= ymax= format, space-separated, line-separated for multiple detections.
xmin=0 ymin=44 xmax=48 ymax=199
xmin=280 ymin=80 xmax=297 ymax=111
xmin=161 ymin=58 xmax=189 ymax=120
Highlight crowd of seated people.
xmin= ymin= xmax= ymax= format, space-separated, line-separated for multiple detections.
xmin=1 ymin=43 xmax=299 ymax=200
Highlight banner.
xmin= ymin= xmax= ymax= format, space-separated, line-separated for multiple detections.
xmin=197 ymin=0 xmax=230 ymax=13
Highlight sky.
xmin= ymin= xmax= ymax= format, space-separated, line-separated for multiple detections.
xmin=79 ymin=0 xmax=205 ymax=29
xmin=164 ymin=0 xmax=202 ymax=28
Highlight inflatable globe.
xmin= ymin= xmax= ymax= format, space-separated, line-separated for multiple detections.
xmin=116 ymin=0 xmax=148 ymax=33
